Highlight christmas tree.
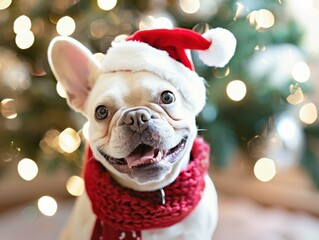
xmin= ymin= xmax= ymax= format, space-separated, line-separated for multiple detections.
xmin=1 ymin=0 xmax=319 ymax=212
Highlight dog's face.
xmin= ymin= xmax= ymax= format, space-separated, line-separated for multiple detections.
xmin=48 ymin=37 xmax=200 ymax=191
xmin=87 ymin=71 xmax=197 ymax=190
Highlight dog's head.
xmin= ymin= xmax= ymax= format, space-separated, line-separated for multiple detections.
xmin=48 ymin=29 xmax=236 ymax=191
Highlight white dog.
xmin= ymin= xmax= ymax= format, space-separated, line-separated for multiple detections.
xmin=48 ymin=28 xmax=236 ymax=240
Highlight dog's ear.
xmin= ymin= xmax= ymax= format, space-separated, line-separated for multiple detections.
xmin=48 ymin=37 xmax=101 ymax=112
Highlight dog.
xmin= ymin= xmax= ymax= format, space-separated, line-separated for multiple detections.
xmin=48 ymin=28 xmax=235 ymax=240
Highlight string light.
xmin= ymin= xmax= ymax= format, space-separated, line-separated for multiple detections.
xmin=1 ymin=98 xmax=17 ymax=119
xmin=255 ymin=9 xmax=275 ymax=29
xmin=247 ymin=10 xmax=258 ymax=26
xmin=66 ymin=175 xmax=84 ymax=196
xmin=254 ymin=45 xmax=266 ymax=51
xmin=15 ymin=30 xmax=35 ymax=49
xmin=56 ymin=82 xmax=67 ymax=98
xmin=58 ymin=128 xmax=81 ymax=153
xmin=93 ymin=52 xmax=105 ymax=62
xmin=139 ymin=16 xmax=173 ymax=30
xmin=179 ymin=0 xmax=200 ymax=14
xmin=226 ymin=80 xmax=247 ymax=101
xmin=56 ymin=16 xmax=76 ymax=36
xmin=254 ymin=158 xmax=276 ymax=182
xmin=287 ymin=84 xmax=304 ymax=105
xmin=291 ymin=61 xmax=310 ymax=83
xmin=0 ymin=0 xmax=11 ymax=9
xmin=97 ymin=0 xmax=117 ymax=11
xmin=13 ymin=15 xmax=32 ymax=34
xmin=37 ymin=196 xmax=58 ymax=216
xmin=114 ymin=34 xmax=128 ymax=42
xmin=17 ymin=158 xmax=38 ymax=181
xmin=213 ymin=67 xmax=230 ymax=79
xmin=299 ymin=102 xmax=317 ymax=124
xmin=276 ymin=115 xmax=297 ymax=141
xmin=234 ymin=2 xmax=245 ymax=21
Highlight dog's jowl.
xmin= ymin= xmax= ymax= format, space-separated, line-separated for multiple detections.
xmin=48 ymin=28 xmax=236 ymax=240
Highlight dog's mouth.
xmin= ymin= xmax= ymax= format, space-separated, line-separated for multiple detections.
xmin=98 ymin=137 xmax=188 ymax=170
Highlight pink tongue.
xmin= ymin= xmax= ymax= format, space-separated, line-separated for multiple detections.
xmin=125 ymin=145 xmax=155 ymax=168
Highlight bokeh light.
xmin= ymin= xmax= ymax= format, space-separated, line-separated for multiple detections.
xmin=59 ymin=128 xmax=81 ymax=153
xmin=292 ymin=61 xmax=311 ymax=83
xmin=17 ymin=158 xmax=38 ymax=181
xmin=13 ymin=15 xmax=32 ymax=34
xmin=114 ymin=34 xmax=128 ymax=42
xmin=255 ymin=9 xmax=275 ymax=29
xmin=287 ymin=84 xmax=304 ymax=105
xmin=226 ymin=80 xmax=247 ymax=101
xmin=56 ymin=16 xmax=76 ymax=36
xmin=66 ymin=175 xmax=84 ymax=196
xmin=93 ymin=52 xmax=105 ymax=62
xmin=97 ymin=0 xmax=117 ymax=11
xmin=139 ymin=15 xmax=173 ymax=30
xmin=0 ymin=0 xmax=12 ymax=10
xmin=299 ymin=102 xmax=317 ymax=124
xmin=179 ymin=0 xmax=200 ymax=14
xmin=15 ymin=30 xmax=35 ymax=49
xmin=37 ymin=196 xmax=58 ymax=216
xmin=56 ymin=82 xmax=67 ymax=98
xmin=276 ymin=115 xmax=297 ymax=141
xmin=1 ymin=98 xmax=17 ymax=119
xmin=254 ymin=158 xmax=276 ymax=182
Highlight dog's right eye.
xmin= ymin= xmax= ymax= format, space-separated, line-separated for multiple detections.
xmin=95 ymin=105 xmax=109 ymax=120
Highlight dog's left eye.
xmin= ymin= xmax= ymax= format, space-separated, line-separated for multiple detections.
xmin=160 ymin=91 xmax=175 ymax=104
xmin=95 ymin=105 xmax=109 ymax=120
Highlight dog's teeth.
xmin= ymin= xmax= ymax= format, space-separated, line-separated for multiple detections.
xmin=153 ymin=149 xmax=159 ymax=158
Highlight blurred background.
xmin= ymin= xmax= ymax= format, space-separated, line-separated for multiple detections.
xmin=0 ymin=0 xmax=319 ymax=239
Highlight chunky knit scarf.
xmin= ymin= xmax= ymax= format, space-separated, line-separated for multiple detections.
xmin=84 ymin=137 xmax=210 ymax=240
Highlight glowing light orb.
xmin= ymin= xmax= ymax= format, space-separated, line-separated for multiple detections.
xmin=114 ymin=34 xmax=128 ymax=42
xmin=179 ymin=0 xmax=200 ymax=14
xmin=59 ymin=128 xmax=81 ymax=153
xmin=56 ymin=16 xmax=76 ymax=36
xmin=38 ymin=196 xmax=58 ymax=216
xmin=255 ymin=9 xmax=275 ymax=29
xmin=299 ymin=102 xmax=317 ymax=124
xmin=17 ymin=158 xmax=38 ymax=181
xmin=254 ymin=158 xmax=276 ymax=182
xmin=97 ymin=0 xmax=117 ymax=11
xmin=226 ymin=80 xmax=247 ymax=101
xmin=15 ymin=30 xmax=35 ymax=49
xmin=93 ymin=52 xmax=105 ymax=62
xmin=14 ymin=15 xmax=32 ymax=34
xmin=139 ymin=16 xmax=173 ymax=30
xmin=292 ymin=61 xmax=310 ymax=83
xmin=1 ymin=98 xmax=17 ymax=119
xmin=56 ymin=82 xmax=67 ymax=98
xmin=287 ymin=85 xmax=304 ymax=105
xmin=66 ymin=175 xmax=84 ymax=196
xmin=0 ymin=0 xmax=12 ymax=10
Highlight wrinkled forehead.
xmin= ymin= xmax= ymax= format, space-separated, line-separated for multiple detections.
xmin=87 ymin=71 xmax=177 ymax=106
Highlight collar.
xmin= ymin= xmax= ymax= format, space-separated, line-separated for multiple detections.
xmin=84 ymin=136 xmax=210 ymax=240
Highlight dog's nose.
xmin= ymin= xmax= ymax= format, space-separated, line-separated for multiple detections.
xmin=122 ymin=108 xmax=152 ymax=132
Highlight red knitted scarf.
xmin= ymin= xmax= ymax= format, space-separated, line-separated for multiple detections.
xmin=84 ymin=137 xmax=210 ymax=240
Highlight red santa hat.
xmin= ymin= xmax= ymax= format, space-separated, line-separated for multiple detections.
xmin=101 ymin=28 xmax=236 ymax=114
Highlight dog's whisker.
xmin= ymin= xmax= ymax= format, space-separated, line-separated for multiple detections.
xmin=197 ymin=129 xmax=207 ymax=132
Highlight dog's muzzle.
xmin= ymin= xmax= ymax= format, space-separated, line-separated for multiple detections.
xmin=118 ymin=107 xmax=153 ymax=133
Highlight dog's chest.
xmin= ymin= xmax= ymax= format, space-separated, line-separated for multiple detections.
xmin=63 ymin=175 xmax=217 ymax=240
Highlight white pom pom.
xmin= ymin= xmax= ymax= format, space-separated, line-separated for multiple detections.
xmin=198 ymin=28 xmax=236 ymax=68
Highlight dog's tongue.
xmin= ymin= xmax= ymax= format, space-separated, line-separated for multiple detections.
xmin=125 ymin=144 xmax=159 ymax=168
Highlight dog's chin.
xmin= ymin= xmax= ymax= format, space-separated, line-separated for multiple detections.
xmin=97 ymin=137 xmax=188 ymax=183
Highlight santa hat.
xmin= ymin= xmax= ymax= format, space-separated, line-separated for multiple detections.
xmin=102 ymin=28 xmax=236 ymax=114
